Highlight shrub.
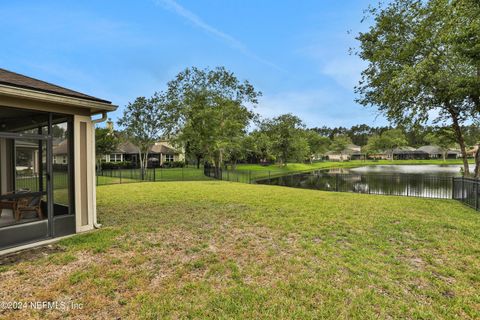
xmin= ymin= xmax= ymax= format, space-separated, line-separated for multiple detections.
xmin=101 ymin=161 xmax=132 ymax=170
xmin=163 ymin=161 xmax=185 ymax=168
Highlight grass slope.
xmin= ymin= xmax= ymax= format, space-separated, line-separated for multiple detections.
xmin=1 ymin=181 xmax=479 ymax=319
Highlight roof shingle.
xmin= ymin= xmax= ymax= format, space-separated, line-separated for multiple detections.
xmin=0 ymin=68 xmax=111 ymax=104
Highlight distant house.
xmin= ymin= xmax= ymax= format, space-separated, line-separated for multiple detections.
xmin=417 ymin=145 xmax=461 ymax=159
xmin=326 ymin=144 xmax=362 ymax=161
xmin=53 ymin=140 xmax=69 ymax=165
xmin=467 ymin=145 xmax=479 ymax=158
xmin=103 ymin=141 xmax=184 ymax=167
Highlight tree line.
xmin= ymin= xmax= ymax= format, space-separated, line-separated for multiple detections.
xmin=105 ymin=65 xmax=478 ymax=175
xmin=111 ymin=0 xmax=480 ymax=177
xmin=355 ymin=0 xmax=480 ymax=175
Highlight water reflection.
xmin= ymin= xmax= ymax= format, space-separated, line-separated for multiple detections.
xmin=256 ymin=165 xmax=464 ymax=199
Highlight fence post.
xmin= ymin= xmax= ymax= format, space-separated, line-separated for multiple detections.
xmin=406 ymin=176 xmax=409 ymax=197
xmin=182 ymin=167 xmax=184 ymax=181
xmin=462 ymin=177 xmax=465 ymax=201
xmin=153 ymin=167 xmax=156 ymax=181
xmin=249 ymin=170 xmax=252 ymax=184
xmin=119 ymin=169 xmax=122 ymax=184
xmin=475 ymin=180 xmax=478 ymax=210
xmin=451 ymin=177 xmax=455 ymax=199
xmin=335 ymin=174 xmax=339 ymax=192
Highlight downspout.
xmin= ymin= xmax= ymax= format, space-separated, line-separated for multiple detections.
xmin=91 ymin=112 xmax=108 ymax=228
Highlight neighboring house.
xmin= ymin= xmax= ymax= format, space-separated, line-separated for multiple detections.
xmin=417 ymin=145 xmax=461 ymax=160
xmin=53 ymin=139 xmax=69 ymax=165
xmin=103 ymin=141 xmax=184 ymax=167
xmin=392 ymin=147 xmax=428 ymax=160
xmin=326 ymin=144 xmax=362 ymax=161
xmin=467 ymin=145 xmax=479 ymax=158
xmin=15 ymin=140 xmax=40 ymax=174
xmin=0 ymin=68 xmax=116 ymax=252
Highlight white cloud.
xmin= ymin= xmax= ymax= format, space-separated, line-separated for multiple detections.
xmin=154 ymin=0 xmax=284 ymax=71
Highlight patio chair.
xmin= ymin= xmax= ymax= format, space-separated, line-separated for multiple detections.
xmin=0 ymin=193 xmax=17 ymax=218
xmin=15 ymin=195 xmax=43 ymax=221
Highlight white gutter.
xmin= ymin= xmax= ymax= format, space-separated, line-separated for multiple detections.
xmin=91 ymin=112 xmax=108 ymax=228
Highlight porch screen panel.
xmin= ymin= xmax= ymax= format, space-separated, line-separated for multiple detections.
xmin=52 ymin=120 xmax=73 ymax=215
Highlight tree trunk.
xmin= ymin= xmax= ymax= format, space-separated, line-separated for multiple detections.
xmin=474 ymin=147 xmax=480 ymax=178
xmin=471 ymin=66 xmax=480 ymax=176
xmin=449 ymin=108 xmax=470 ymax=175
xmin=196 ymin=155 xmax=201 ymax=169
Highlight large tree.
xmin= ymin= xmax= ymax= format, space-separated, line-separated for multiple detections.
xmin=118 ymin=95 xmax=167 ymax=179
xmin=364 ymin=129 xmax=408 ymax=159
xmin=95 ymin=125 xmax=119 ymax=170
xmin=356 ymin=0 xmax=477 ymax=174
xmin=260 ymin=114 xmax=309 ymax=164
xmin=163 ymin=67 xmax=260 ymax=169
xmin=304 ymin=130 xmax=330 ymax=162
xmin=424 ymin=128 xmax=457 ymax=161
xmin=330 ymin=134 xmax=353 ymax=161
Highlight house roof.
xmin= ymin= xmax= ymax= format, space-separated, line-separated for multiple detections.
xmin=0 ymin=68 xmax=111 ymax=104
xmin=53 ymin=140 xmax=68 ymax=155
xmin=116 ymin=141 xmax=179 ymax=155
xmin=417 ymin=145 xmax=443 ymax=154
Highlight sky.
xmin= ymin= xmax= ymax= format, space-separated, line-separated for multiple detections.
xmin=0 ymin=0 xmax=388 ymax=128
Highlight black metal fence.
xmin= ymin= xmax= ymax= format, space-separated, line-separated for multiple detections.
xmin=204 ymin=167 xmax=480 ymax=210
xmin=453 ymin=177 xmax=480 ymax=210
xmin=96 ymin=167 xmax=209 ymax=186
xmin=255 ymin=172 xmax=454 ymax=199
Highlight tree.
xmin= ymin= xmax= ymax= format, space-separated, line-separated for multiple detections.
xmin=260 ymin=114 xmax=309 ymax=164
xmin=163 ymin=67 xmax=260 ymax=170
xmin=304 ymin=130 xmax=330 ymax=162
xmin=330 ymin=135 xmax=353 ymax=161
xmin=118 ymin=95 xmax=167 ymax=179
xmin=424 ymin=128 xmax=457 ymax=161
xmin=364 ymin=129 xmax=408 ymax=159
xmin=242 ymin=131 xmax=273 ymax=164
xmin=356 ymin=0 xmax=475 ymax=174
xmin=95 ymin=126 xmax=119 ymax=170
xmin=448 ymin=0 xmax=480 ymax=175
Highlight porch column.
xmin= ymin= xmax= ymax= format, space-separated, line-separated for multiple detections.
xmin=0 ymin=138 xmax=13 ymax=194
xmin=74 ymin=115 xmax=95 ymax=232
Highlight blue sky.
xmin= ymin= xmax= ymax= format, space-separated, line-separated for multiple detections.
xmin=0 ymin=0 xmax=388 ymax=128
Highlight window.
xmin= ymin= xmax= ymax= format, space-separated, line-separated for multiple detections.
xmin=165 ymin=154 xmax=174 ymax=162
xmin=109 ymin=153 xmax=123 ymax=162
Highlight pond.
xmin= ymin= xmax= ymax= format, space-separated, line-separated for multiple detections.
xmin=255 ymin=164 xmax=474 ymax=199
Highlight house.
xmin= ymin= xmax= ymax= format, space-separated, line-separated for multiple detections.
xmin=326 ymin=144 xmax=362 ymax=161
xmin=53 ymin=139 xmax=69 ymax=165
xmin=392 ymin=147 xmax=428 ymax=160
xmin=467 ymin=145 xmax=479 ymax=158
xmin=103 ymin=140 xmax=184 ymax=167
xmin=0 ymin=68 xmax=116 ymax=252
xmin=417 ymin=145 xmax=461 ymax=159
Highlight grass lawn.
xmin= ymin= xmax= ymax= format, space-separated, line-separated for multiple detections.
xmin=96 ymin=167 xmax=210 ymax=185
xmin=1 ymin=181 xmax=479 ymax=319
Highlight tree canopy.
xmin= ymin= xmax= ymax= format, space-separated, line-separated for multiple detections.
xmin=356 ymin=0 xmax=480 ymax=174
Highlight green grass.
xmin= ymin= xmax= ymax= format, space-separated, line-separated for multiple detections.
xmin=1 ymin=181 xmax=479 ymax=319
xmin=96 ymin=167 xmax=210 ymax=185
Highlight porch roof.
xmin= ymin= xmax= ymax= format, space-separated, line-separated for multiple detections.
xmin=0 ymin=68 xmax=110 ymax=103
xmin=0 ymin=68 xmax=116 ymax=114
